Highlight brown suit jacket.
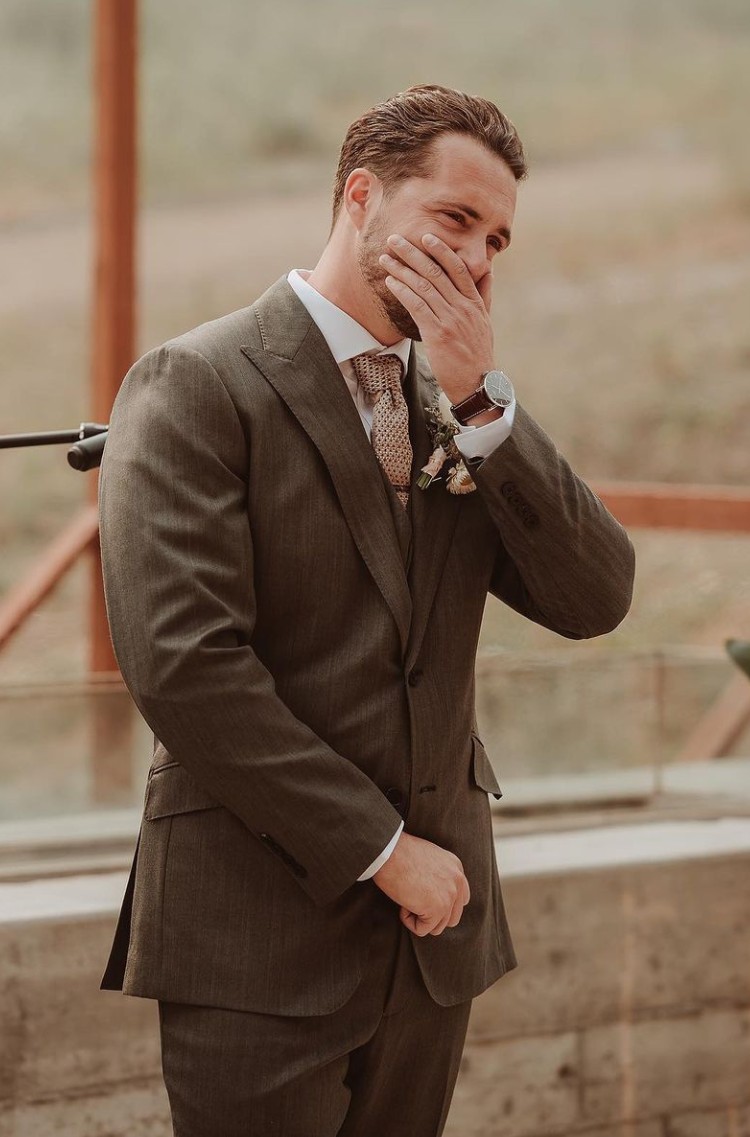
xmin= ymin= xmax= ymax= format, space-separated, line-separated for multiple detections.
xmin=98 ymin=276 xmax=635 ymax=1014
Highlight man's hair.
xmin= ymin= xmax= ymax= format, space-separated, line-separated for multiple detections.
xmin=331 ymin=84 xmax=528 ymax=223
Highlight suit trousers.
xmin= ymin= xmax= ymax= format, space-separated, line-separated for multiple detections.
xmin=157 ymin=895 xmax=472 ymax=1137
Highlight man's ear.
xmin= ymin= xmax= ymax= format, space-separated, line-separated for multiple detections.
xmin=343 ymin=168 xmax=383 ymax=232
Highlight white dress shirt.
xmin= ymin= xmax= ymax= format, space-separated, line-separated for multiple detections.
xmin=286 ymin=268 xmax=516 ymax=880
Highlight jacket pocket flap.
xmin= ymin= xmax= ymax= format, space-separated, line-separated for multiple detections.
xmin=144 ymin=760 xmax=223 ymax=820
xmin=471 ymin=735 xmax=503 ymax=800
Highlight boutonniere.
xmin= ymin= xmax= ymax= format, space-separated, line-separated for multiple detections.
xmin=418 ymin=391 xmax=477 ymax=495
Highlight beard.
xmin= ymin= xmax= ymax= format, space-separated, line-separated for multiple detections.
xmin=357 ymin=212 xmax=422 ymax=342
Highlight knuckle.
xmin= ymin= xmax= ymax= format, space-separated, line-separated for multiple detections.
xmin=416 ymin=276 xmax=432 ymax=296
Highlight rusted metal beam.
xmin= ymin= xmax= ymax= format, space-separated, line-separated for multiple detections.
xmin=676 ymin=673 xmax=750 ymax=762
xmin=90 ymin=0 xmax=138 ymax=675
xmin=593 ymin=481 xmax=750 ymax=533
xmin=0 ymin=507 xmax=100 ymax=653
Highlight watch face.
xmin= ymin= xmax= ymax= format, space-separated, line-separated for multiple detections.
xmin=483 ymin=370 xmax=514 ymax=408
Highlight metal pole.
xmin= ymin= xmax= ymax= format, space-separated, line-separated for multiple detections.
xmin=89 ymin=0 xmax=138 ymax=803
xmin=90 ymin=0 xmax=137 ymax=675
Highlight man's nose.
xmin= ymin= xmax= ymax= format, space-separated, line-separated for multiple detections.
xmin=459 ymin=239 xmax=491 ymax=284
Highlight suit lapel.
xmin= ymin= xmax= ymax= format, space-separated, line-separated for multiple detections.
xmin=404 ymin=351 xmax=462 ymax=669
xmin=240 ymin=278 xmax=412 ymax=654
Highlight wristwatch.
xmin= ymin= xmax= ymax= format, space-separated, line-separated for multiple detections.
xmin=451 ymin=370 xmax=514 ymax=425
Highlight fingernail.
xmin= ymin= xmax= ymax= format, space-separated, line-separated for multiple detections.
xmin=423 ymin=233 xmax=438 ymax=246
xmin=387 ymin=234 xmax=403 ymax=246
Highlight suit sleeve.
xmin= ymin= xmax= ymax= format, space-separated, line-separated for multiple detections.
xmin=470 ymin=403 xmax=635 ymax=639
xmin=98 ymin=343 xmax=403 ymax=906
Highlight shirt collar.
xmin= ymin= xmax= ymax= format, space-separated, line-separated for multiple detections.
xmin=287 ymin=269 xmax=411 ymax=372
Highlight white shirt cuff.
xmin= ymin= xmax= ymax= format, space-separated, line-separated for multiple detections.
xmin=357 ymin=821 xmax=404 ymax=881
xmin=452 ymin=397 xmax=516 ymax=461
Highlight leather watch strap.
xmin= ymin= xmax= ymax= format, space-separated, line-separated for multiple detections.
xmin=451 ymin=386 xmax=500 ymax=425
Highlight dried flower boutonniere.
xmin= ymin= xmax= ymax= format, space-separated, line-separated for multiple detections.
xmin=418 ymin=391 xmax=477 ymax=495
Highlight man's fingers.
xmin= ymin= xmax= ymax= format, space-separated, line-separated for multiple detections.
xmin=446 ymin=893 xmax=464 ymax=930
xmin=385 ymin=235 xmax=458 ymax=304
xmin=399 ymin=907 xmax=442 ymax=938
xmin=419 ymin=234 xmax=481 ymax=301
xmin=379 ymin=253 xmax=449 ymax=321
xmin=477 ymin=271 xmax=493 ymax=314
xmin=399 ymin=876 xmax=470 ymax=938
xmin=384 ymin=276 xmax=438 ymax=332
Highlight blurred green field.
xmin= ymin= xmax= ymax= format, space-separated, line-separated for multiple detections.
xmin=2 ymin=0 xmax=750 ymax=216
xmin=1 ymin=0 xmax=749 ymax=682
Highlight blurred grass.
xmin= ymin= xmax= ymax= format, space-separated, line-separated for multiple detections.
xmin=2 ymin=0 xmax=750 ymax=216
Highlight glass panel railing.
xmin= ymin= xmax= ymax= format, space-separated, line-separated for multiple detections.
xmin=1 ymin=648 xmax=747 ymax=824
xmin=0 ymin=676 xmax=152 ymax=822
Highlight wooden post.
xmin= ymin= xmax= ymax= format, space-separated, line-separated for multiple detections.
xmin=89 ymin=0 xmax=138 ymax=802
xmin=592 ymin=481 xmax=750 ymax=533
xmin=90 ymin=0 xmax=137 ymax=674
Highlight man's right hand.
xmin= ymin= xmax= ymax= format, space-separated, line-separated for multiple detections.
xmin=372 ymin=831 xmax=470 ymax=937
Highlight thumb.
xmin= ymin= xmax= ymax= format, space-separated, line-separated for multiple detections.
xmin=400 ymin=907 xmax=424 ymax=935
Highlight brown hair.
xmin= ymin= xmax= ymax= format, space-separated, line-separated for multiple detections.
xmin=331 ymin=84 xmax=528 ymax=223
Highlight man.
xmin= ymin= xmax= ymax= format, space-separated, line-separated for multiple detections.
xmin=99 ymin=85 xmax=635 ymax=1136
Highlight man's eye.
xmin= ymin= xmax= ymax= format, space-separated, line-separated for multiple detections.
xmin=488 ymin=237 xmax=503 ymax=252
xmin=442 ymin=211 xmax=465 ymax=225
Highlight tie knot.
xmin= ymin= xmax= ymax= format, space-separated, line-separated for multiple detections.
xmin=351 ymin=352 xmax=404 ymax=405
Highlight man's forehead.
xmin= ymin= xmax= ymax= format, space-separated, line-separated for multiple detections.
xmin=417 ymin=133 xmax=517 ymax=214
xmin=415 ymin=134 xmax=515 ymax=201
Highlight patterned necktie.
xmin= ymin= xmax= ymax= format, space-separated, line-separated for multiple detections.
xmin=351 ymin=352 xmax=412 ymax=509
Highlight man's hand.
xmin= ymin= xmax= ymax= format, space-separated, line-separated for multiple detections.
xmin=379 ymin=232 xmax=495 ymax=407
xmin=372 ymin=831 xmax=470 ymax=937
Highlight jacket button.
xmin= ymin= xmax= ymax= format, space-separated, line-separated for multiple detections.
xmin=384 ymin=786 xmax=405 ymax=810
xmin=408 ymin=669 xmax=423 ymax=687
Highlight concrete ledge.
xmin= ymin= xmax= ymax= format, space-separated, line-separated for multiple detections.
xmin=0 ymin=870 xmax=130 ymax=923
xmin=0 ymin=810 xmax=139 ymax=883
xmin=496 ymin=755 xmax=750 ymax=813
xmin=498 ymin=815 xmax=750 ymax=875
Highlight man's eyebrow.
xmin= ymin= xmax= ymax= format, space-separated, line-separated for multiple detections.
xmin=434 ymin=201 xmax=512 ymax=245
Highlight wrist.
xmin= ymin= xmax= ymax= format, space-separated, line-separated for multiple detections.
xmin=372 ymin=829 xmax=406 ymax=884
xmin=439 ymin=366 xmax=495 ymax=407
xmin=458 ymin=407 xmax=503 ymax=428
xmin=450 ymin=369 xmax=514 ymax=426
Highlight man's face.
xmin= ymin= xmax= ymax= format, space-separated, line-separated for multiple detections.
xmin=356 ymin=132 xmax=518 ymax=340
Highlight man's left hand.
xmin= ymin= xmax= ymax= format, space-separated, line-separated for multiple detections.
xmin=380 ymin=233 xmax=496 ymax=407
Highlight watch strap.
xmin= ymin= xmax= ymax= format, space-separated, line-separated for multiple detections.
xmin=451 ymin=386 xmax=500 ymax=425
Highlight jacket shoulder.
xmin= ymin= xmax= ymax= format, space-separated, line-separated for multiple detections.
xmin=164 ymin=303 xmax=263 ymax=372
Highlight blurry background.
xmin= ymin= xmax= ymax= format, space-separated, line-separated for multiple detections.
xmin=1 ymin=0 xmax=749 ymax=804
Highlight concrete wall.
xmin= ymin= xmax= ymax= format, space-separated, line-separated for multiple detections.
xmin=2 ymin=814 xmax=750 ymax=1137
xmin=447 ymin=821 xmax=750 ymax=1137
